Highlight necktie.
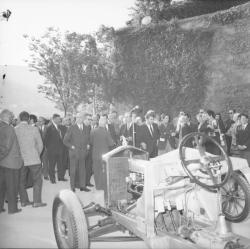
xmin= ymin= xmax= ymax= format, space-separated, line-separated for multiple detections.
xmin=149 ymin=125 xmax=153 ymax=137
xmin=150 ymin=125 xmax=154 ymax=135
xmin=56 ymin=126 xmax=62 ymax=138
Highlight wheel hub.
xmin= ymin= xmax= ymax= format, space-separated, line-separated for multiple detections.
xmin=60 ymin=220 xmax=68 ymax=238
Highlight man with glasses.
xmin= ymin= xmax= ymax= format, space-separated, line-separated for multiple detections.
xmin=225 ymin=109 xmax=236 ymax=155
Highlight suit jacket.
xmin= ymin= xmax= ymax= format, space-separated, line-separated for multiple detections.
xmin=44 ymin=123 xmax=64 ymax=153
xmin=15 ymin=122 xmax=43 ymax=166
xmin=119 ymin=123 xmax=131 ymax=139
xmin=0 ymin=120 xmax=23 ymax=169
xmin=63 ymin=124 xmax=90 ymax=155
xmin=158 ymin=123 xmax=176 ymax=150
xmin=225 ymin=119 xmax=235 ymax=133
xmin=137 ymin=123 xmax=160 ymax=155
xmin=107 ymin=123 xmax=118 ymax=146
xmin=119 ymin=123 xmax=139 ymax=146
xmin=38 ymin=124 xmax=47 ymax=141
xmin=236 ymin=124 xmax=250 ymax=151
xmin=59 ymin=125 xmax=68 ymax=139
xmin=177 ymin=122 xmax=197 ymax=147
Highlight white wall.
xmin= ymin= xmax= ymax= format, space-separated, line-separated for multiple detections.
xmin=0 ymin=65 xmax=62 ymax=118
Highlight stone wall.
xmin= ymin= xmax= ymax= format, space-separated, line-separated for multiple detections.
xmin=175 ymin=3 xmax=250 ymax=114
xmin=113 ymin=2 xmax=250 ymax=116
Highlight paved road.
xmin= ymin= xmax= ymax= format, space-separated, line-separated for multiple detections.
xmin=0 ymin=178 xmax=145 ymax=249
xmin=0 ymin=178 xmax=250 ymax=248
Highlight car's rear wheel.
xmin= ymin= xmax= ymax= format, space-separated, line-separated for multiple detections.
xmin=52 ymin=189 xmax=89 ymax=249
xmin=221 ymin=173 xmax=250 ymax=223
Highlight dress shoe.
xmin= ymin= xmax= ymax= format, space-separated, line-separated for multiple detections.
xmin=58 ymin=178 xmax=68 ymax=182
xmin=33 ymin=202 xmax=47 ymax=208
xmin=80 ymin=187 xmax=90 ymax=192
xmin=0 ymin=208 xmax=6 ymax=213
xmin=8 ymin=209 xmax=22 ymax=214
xmin=86 ymin=183 xmax=94 ymax=187
xmin=21 ymin=201 xmax=33 ymax=207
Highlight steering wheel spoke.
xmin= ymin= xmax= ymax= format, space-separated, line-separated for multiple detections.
xmin=179 ymin=132 xmax=233 ymax=190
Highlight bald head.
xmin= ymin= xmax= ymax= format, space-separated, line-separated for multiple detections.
xmin=99 ymin=115 xmax=108 ymax=128
xmin=75 ymin=112 xmax=83 ymax=125
xmin=0 ymin=109 xmax=14 ymax=125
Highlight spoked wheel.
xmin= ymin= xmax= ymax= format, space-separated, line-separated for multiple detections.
xmin=179 ymin=132 xmax=233 ymax=190
xmin=52 ymin=189 xmax=89 ymax=249
xmin=221 ymin=173 xmax=250 ymax=222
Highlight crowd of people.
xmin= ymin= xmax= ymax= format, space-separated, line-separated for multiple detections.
xmin=0 ymin=106 xmax=249 ymax=214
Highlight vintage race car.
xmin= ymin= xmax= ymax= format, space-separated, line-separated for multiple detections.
xmin=52 ymin=132 xmax=250 ymax=249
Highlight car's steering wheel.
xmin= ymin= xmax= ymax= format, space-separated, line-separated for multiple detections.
xmin=179 ymin=132 xmax=232 ymax=190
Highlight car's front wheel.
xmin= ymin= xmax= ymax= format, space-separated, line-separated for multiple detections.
xmin=221 ymin=173 xmax=250 ymax=223
xmin=52 ymin=189 xmax=89 ymax=249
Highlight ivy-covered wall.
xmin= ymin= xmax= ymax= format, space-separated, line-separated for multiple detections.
xmin=112 ymin=2 xmax=250 ymax=117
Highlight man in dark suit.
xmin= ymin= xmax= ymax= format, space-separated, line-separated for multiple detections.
xmin=119 ymin=112 xmax=132 ymax=145
xmin=105 ymin=114 xmax=118 ymax=148
xmin=90 ymin=115 xmax=115 ymax=193
xmin=60 ymin=116 xmax=72 ymax=177
xmin=119 ymin=111 xmax=140 ymax=147
xmin=63 ymin=112 xmax=92 ymax=192
xmin=38 ymin=116 xmax=49 ymax=180
xmin=44 ymin=114 xmax=65 ymax=183
xmin=84 ymin=120 xmax=94 ymax=188
xmin=137 ymin=110 xmax=160 ymax=158
xmin=0 ymin=109 xmax=23 ymax=214
xmin=236 ymin=113 xmax=250 ymax=165
xmin=176 ymin=113 xmax=197 ymax=147
xmin=225 ymin=109 xmax=236 ymax=155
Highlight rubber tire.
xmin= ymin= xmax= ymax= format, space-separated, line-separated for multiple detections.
xmin=52 ymin=189 xmax=89 ymax=249
xmin=222 ymin=173 xmax=250 ymax=223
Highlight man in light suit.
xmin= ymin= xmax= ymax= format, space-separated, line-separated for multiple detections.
xmin=15 ymin=111 xmax=46 ymax=208
xmin=44 ymin=114 xmax=65 ymax=183
xmin=63 ymin=112 xmax=92 ymax=192
xmin=0 ymin=109 xmax=23 ymax=214
xmin=137 ymin=110 xmax=160 ymax=158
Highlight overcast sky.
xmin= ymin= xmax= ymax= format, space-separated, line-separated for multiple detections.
xmin=0 ymin=0 xmax=135 ymax=66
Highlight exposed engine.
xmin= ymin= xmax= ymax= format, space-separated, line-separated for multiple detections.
xmin=124 ymin=172 xmax=244 ymax=249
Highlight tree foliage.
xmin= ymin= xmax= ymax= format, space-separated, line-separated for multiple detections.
xmin=24 ymin=27 xmax=109 ymax=116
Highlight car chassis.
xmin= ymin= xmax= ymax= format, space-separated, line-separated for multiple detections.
xmin=53 ymin=132 xmax=250 ymax=249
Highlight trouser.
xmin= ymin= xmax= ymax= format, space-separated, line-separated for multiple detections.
xmin=19 ymin=164 xmax=43 ymax=204
xmin=62 ymin=146 xmax=69 ymax=174
xmin=48 ymin=151 xmax=64 ymax=181
xmin=85 ymin=150 xmax=93 ymax=185
xmin=149 ymin=145 xmax=158 ymax=158
xmin=225 ymin=135 xmax=232 ymax=155
xmin=69 ymin=150 xmax=87 ymax=190
xmin=0 ymin=166 xmax=20 ymax=213
xmin=41 ymin=148 xmax=49 ymax=178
